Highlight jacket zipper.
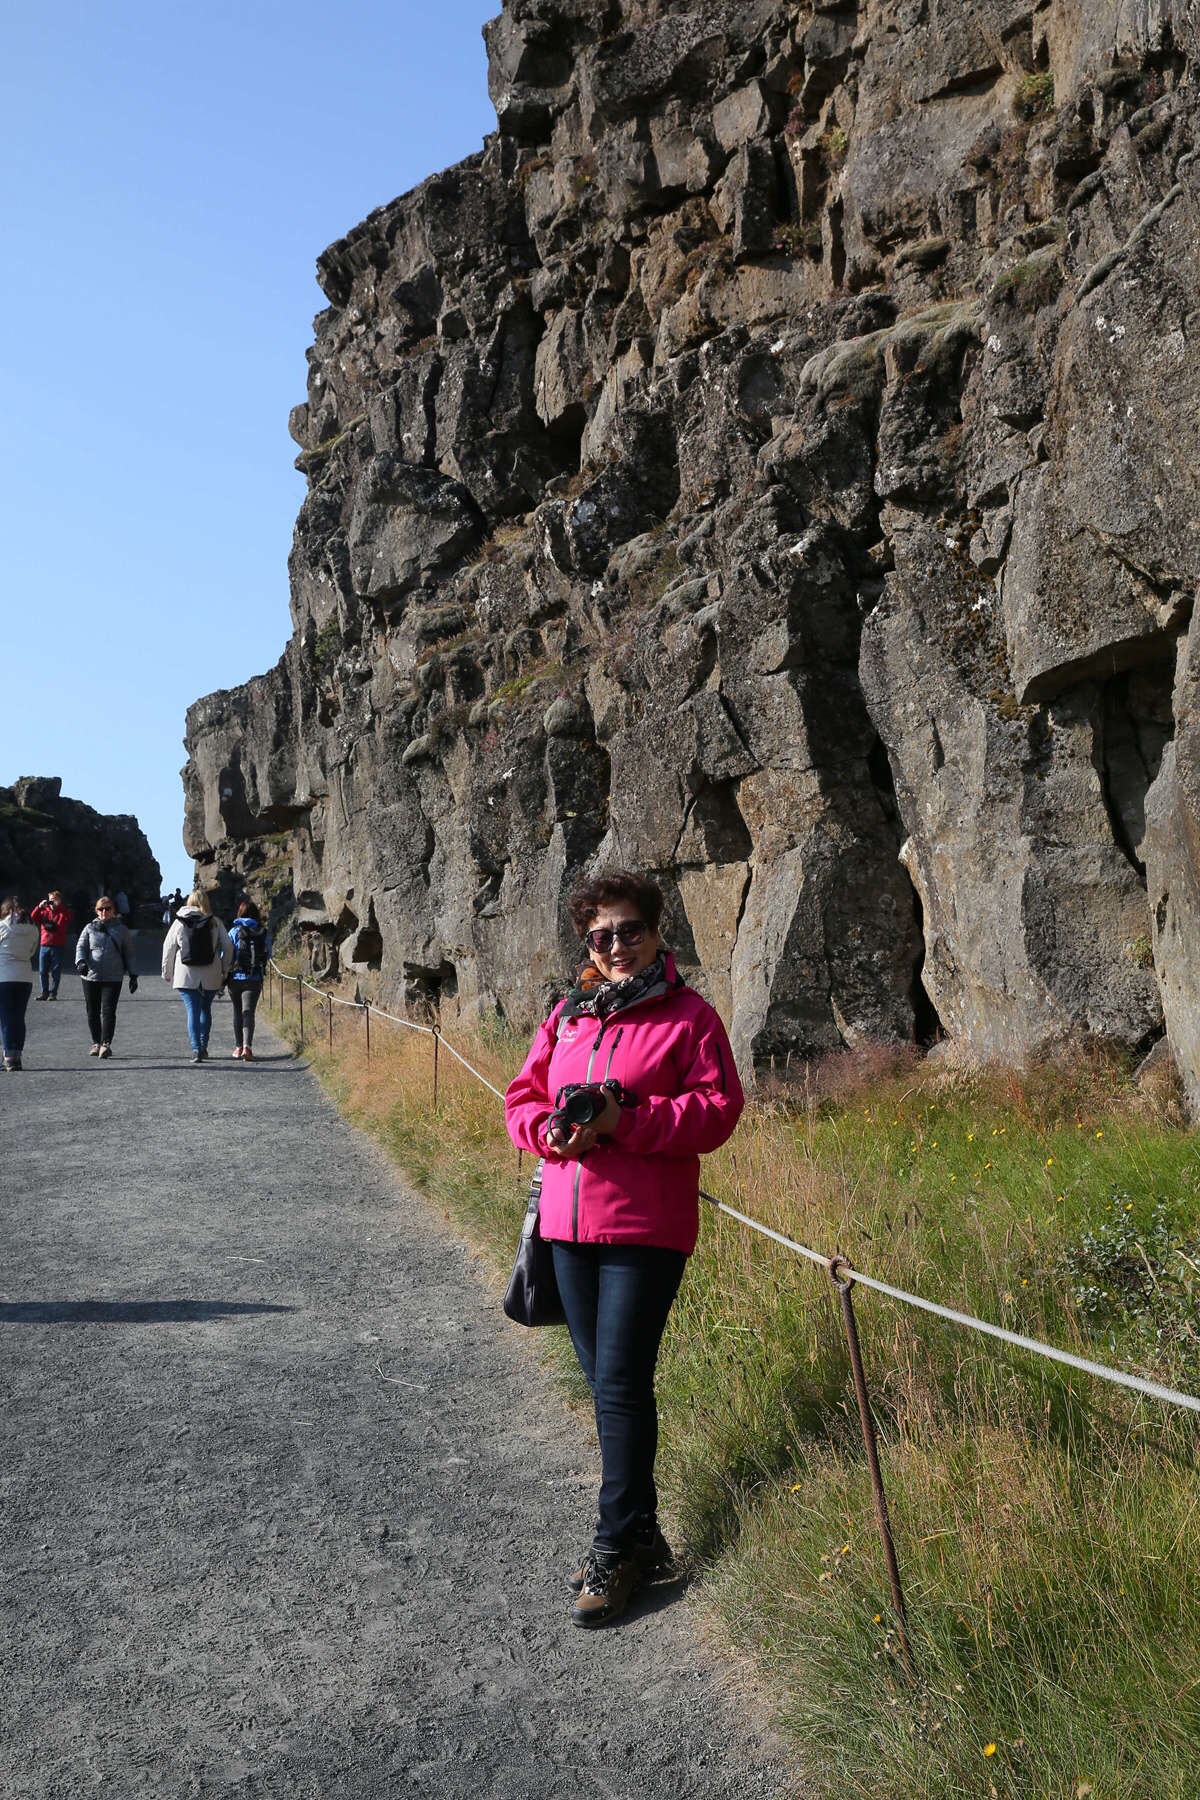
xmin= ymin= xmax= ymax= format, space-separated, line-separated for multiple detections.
xmin=570 ymin=1023 xmax=624 ymax=1241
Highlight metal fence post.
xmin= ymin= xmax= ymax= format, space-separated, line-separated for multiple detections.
xmin=298 ymin=977 xmax=304 ymax=1047
xmin=829 ymin=1257 xmax=915 ymax=1683
xmin=327 ymin=992 xmax=333 ymax=1051
xmin=364 ymin=999 xmax=370 ymax=1062
xmin=432 ymin=1027 xmax=440 ymax=1109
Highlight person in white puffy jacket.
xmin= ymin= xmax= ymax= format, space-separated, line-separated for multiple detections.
xmin=162 ymin=889 xmax=234 ymax=1064
xmin=0 ymin=897 xmax=39 ymax=1071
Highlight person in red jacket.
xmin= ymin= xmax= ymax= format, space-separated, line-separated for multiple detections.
xmin=505 ymin=870 xmax=744 ymax=1627
xmin=30 ymin=889 xmax=73 ymax=1000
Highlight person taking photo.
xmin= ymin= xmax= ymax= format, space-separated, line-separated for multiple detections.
xmin=31 ymin=889 xmax=73 ymax=1001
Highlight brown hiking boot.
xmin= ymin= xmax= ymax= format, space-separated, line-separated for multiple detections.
xmin=568 ymin=1523 xmax=675 ymax=1593
xmin=569 ymin=1550 xmax=641 ymax=1628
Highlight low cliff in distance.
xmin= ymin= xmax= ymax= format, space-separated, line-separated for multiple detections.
xmin=0 ymin=777 xmax=162 ymax=924
xmin=184 ymin=0 xmax=1200 ymax=1102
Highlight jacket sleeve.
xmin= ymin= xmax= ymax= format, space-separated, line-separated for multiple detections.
xmin=161 ymin=924 xmax=177 ymax=983
xmin=75 ymin=927 xmax=90 ymax=970
xmin=610 ymin=1006 xmax=744 ymax=1158
xmin=30 ymin=903 xmax=46 ymax=925
xmin=504 ymin=1009 xmax=563 ymax=1156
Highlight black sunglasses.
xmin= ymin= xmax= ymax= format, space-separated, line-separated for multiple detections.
xmin=586 ymin=921 xmax=647 ymax=954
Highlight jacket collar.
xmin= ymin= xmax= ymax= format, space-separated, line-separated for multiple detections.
xmin=560 ymin=950 xmax=685 ymax=1022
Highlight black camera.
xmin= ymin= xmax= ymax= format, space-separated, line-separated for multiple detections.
xmin=547 ymin=1079 xmax=630 ymax=1139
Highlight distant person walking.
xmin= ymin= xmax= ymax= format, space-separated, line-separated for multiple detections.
xmin=226 ymin=898 xmax=272 ymax=1061
xmin=0 ymin=898 xmax=39 ymax=1071
xmin=30 ymin=890 xmax=74 ymax=1000
xmin=75 ymin=896 xmax=137 ymax=1060
xmin=162 ymin=891 xmax=233 ymax=1064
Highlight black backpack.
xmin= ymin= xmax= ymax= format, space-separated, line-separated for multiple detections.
xmin=178 ymin=916 xmax=216 ymax=966
xmin=232 ymin=922 xmax=264 ymax=978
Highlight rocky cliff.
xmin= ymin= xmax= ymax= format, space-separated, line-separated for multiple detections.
xmin=0 ymin=777 xmax=162 ymax=924
xmin=184 ymin=0 xmax=1200 ymax=1099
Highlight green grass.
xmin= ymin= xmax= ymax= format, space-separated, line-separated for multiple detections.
xmin=272 ymin=987 xmax=1200 ymax=1798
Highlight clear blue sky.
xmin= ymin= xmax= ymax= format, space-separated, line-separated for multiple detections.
xmin=0 ymin=0 xmax=498 ymax=892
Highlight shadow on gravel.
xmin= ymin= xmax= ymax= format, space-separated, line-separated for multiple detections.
xmin=17 ymin=1061 xmax=294 ymax=1075
xmin=0 ymin=1300 xmax=295 ymax=1325
xmin=623 ymin=1574 xmax=693 ymax=1623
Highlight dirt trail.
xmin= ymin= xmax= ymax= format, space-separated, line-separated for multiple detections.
xmin=1 ymin=943 xmax=794 ymax=1798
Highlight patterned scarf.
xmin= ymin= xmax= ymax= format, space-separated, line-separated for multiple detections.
xmin=563 ymin=953 xmax=669 ymax=1020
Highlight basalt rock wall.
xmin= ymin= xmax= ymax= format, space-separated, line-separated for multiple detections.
xmin=0 ymin=777 xmax=162 ymax=926
xmin=184 ymin=0 xmax=1200 ymax=1100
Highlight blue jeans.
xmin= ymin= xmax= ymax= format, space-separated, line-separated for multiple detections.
xmin=551 ymin=1240 xmax=686 ymax=1555
xmin=38 ymin=945 xmax=62 ymax=996
xmin=179 ymin=987 xmax=216 ymax=1053
xmin=0 ymin=982 xmax=32 ymax=1058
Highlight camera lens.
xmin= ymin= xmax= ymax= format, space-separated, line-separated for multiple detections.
xmin=563 ymin=1088 xmax=603 ymax=1126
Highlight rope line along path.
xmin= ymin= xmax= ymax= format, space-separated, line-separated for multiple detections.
xmin=701 ymin=1195 xmax=1200 ymax=1416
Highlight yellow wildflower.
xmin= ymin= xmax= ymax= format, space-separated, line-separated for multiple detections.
xmin=983 ymin=1743 xmax=997 ymax=1757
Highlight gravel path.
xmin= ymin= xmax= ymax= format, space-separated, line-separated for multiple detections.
xmin=2 ymin=943 xmax=794 ymax=1798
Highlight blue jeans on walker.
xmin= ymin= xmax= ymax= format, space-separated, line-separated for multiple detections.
xmin=179 ymin=987 xmax=215 ymax=1053
xmin=38 ymin=945 xmax=62 ymax=997
xmin=550 ymin=1240 xmax=686 ymax=1556
xmin=0 ymin=982 xmax=32 ymax=1058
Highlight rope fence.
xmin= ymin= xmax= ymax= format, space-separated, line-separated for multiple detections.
xmin=264 ymin=956 xmax=1200 ymax=1677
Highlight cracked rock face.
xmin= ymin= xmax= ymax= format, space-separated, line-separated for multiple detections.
xmin=0 ymin=778 xmax=162 ymax=921
xmin=185 ymin=0 xmax=1200 ymax=1098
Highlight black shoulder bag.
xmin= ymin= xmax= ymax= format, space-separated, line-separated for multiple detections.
xmin=502 ymin=1159 xmax=564 ymax=1327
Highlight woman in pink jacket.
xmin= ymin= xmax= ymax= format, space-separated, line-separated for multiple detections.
xmin=505 ymin=870 xmax=743 ymax=1627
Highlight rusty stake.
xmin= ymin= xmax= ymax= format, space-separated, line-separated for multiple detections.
xmin=829 ymin=1255 xmax=915 ymax=1683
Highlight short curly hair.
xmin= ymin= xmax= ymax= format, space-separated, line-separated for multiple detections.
xmin=566 ymin=870 xmax=665 ymax=939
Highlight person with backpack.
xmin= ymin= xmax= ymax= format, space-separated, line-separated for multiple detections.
xmin=0 ymin=897 xmax=40 ymax=1071
xmin=75 ymin=895 xmax=138 ymax=1059
xmin=226 ymin=897 xmax=272 ymax=1061
xmin=161 ymin=889 xmax=233 ymax=1064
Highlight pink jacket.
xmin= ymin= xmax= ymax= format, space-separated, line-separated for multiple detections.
xmin=504 ymin=955 xmax=744 ymax=1254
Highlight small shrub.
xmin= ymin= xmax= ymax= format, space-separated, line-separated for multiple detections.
xmin=311 ymin=618 xmax=342 ymax=675
xmin=1059 ymin=1193 xmax=1200 ymax=1377
xmin=989 ymin=252 xmax=1064 ymax=314
xmin=820 ymin=125 xmax=848 ymax=172
xmin=1014 ymin=70 xmax=1055 ymax=120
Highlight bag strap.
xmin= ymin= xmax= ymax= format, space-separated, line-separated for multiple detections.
xmin=521 ymin=1158 xmax=546 ymax=1236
